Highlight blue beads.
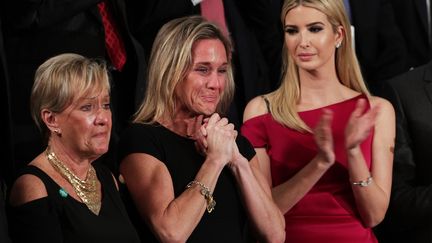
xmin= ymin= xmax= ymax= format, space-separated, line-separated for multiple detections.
xmin=59 ymin=188 xmax=68 ymax=198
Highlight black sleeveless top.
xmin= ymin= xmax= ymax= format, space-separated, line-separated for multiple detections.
xmin=118 ymin=123 xmax=256 ymax=243
xmin=8 ymin=163 xmax=140 ymax=243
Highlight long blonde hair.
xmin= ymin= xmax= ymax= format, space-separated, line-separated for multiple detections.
xmin=133 ymin=16 xmax=234 ymax=124
xmin=269 ymin=0 xmax=369 ymax=132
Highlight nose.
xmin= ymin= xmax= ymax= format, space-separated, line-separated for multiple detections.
xmin=299 ymin=31 xmax=310 ymax=48
xmin=95 ymin=107 xmax=111 ymax=126
xmin=206 ymin=71 xmax=222 ymax=90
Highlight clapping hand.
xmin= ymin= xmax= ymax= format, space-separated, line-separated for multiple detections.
xmin=313 ymin=108 xmax=335 ymax=165
xmin=345 ymin=99 xmax=378 ymax=150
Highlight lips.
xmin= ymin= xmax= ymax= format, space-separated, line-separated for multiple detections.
xmin=298 ymin=53 xmax=315 ymax=61
xmin=93 ymin=131 xmax=110 ymax=138
xmin=201 ymin=94 xmax=219 ymax=103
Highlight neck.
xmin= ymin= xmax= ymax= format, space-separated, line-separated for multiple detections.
xmin=48 ymin=140 xmax=91 ymax=180
xmin=159 ymin=113 xmax=203 ymax=138
xmin=298 ymin=68 xmax=348 ymax=108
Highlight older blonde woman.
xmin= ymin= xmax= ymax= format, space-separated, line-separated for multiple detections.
xmin=8 ymin=53 xmax=139 ymax=243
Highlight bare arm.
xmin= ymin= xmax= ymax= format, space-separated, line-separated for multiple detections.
xmin=270 ymin=155 xmax=334 ymax=214
xmin=9 ymin=174 xmax=48 ymax=207
xmin=229 ymin=151 xmax=285 ymax=243
xmin=120 ymin=153 xmax=224 ymax=243
xmin=345 ymin=97 xmax=395 ymax=227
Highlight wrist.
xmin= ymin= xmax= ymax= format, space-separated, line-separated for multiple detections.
xmin=314 ymin=152 xmax=334 ymax=168
xmin=346 ymin=145 xmax=361 ymax=157
xmin=229 ymin=157 xmax=250 ymax=175
xmin=186 ymin=180 xmax=216 ymax=213
xmin=351 ymin=175 xmax=373 ymax=187
xmin=205 ymin=153 xmax=229 ymax=169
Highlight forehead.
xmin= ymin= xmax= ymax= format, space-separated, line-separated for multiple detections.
xmin=73 ymin=88 xmax=110 ymax=103
xmin=285 ymin=5 xmax=329 ymax=25
xmin=191 ymin=39 xmax=227 ymax=63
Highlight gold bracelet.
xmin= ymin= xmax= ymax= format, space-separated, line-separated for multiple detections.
xmin=186 ymin=180 xmax=216 ymax=213
xmin=351 ymin=176 xmax=373 ymax=187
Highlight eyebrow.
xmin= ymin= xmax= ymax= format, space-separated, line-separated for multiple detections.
xmin=193 ymin=61 xmax=228 ymax=66
xmin=284 ymin=21 xmax=324 ymax=29
xmin=82 ymin=94 xmax=109 ymax=100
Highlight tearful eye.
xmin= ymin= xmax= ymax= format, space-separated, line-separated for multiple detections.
xmin=103 ymin=103 xmax=111 ymax=110
xmin=80 ymin=104 xmax=92 ymax=111
xmin=195 ymin=67 xmax=209 ymax=74
xmin=218 ymin=69 xmax=227 ymax=74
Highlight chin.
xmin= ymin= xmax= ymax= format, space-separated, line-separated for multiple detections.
xmin=196 ymin=105 xmax=217 ymax=116
xmin=297 ymin=63 xmax=317 ymax=70
xmin=201 ymin=110 xmax=215 ymax=116
xmin=92 ymin=144 xmax=109 ymax=155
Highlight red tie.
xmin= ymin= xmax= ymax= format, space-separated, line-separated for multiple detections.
xmin=200 ymin=0 xmax=229 ymax=36
xmin=97 ymin=1 xmax=127 ymax=71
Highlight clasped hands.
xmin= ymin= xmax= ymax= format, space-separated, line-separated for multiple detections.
xmin=187 ymin=113 xmax=245 ymax=168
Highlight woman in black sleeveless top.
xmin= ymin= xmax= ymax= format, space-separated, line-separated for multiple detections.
xmin=118 ymin=16 xmax=285 ymax=243
xmin=7 ymin=53 xmax=140 ymax=243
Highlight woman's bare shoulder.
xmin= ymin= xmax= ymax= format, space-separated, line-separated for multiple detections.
xmin=369 ymin=95 xmax=394 ymax=114
xmin=243 ymin=96 xmax=270 ymax=122
xmin=9 ymin=172 xmax=47 ymax=206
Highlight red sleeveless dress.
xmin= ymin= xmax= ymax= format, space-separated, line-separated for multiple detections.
xmin=241 ymin=94 xmax=377 ymax=243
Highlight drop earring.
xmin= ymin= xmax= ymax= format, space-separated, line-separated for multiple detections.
xmin=336 ymin=42 xmax=341 ymax=49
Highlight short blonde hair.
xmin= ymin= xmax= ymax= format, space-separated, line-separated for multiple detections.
xmin=133 ymin=15 xmax=234 ymax=124
xmin=269 ymin=0 xmax=369 ymax=132
xmin=31 ymin=53 xmax=110 ymax=139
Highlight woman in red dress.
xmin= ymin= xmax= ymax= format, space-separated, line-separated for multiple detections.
xmin=241 ymin=0 xmax=395 ymax=242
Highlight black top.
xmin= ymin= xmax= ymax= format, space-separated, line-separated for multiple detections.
xmin=8 ymin=163 xmax=140 ymax=243
xmin=0 ymin=178 xmax=11 ymax=243
xmin=118 ymin=123 xmax=256 ymax=242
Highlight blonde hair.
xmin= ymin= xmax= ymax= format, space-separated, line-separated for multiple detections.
xmin=269 ymin=0 xmax=369 ymax=132
xmin=31 ymin=53 xmax=110 ymax=139
xmin=133 ymin=15 xmax=234 ymax=124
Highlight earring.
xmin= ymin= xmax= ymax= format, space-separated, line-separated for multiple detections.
xmin=54 ymin=129 xmax=61 ymax=135
xmin=336 ymin=42 xmax=341 ymax=49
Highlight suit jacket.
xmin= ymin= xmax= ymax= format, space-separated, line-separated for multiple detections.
xmin=127 ymin=0 xmax=278 ymax=127
xmin=0 ymin=16 xmax=14 ymax=186
xmin=349 ymin=0 xmax=408 ymax=89
xmin=375 ymin=61 xmax=432 ymax=243
xmin=390 ymin=0 xmax=432 ymax=69
xmin=1 ymin=0 xmax=146 ymax=169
